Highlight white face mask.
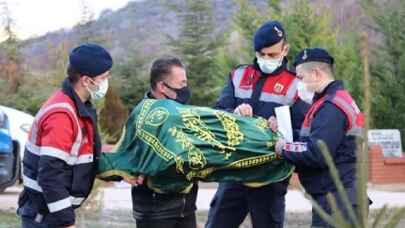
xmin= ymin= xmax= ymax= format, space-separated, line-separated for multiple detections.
xmin=256 ymin=56 xmax=283 ymax=74
xmin=297 ymin=81 xmax=314 ymax=104
xmin=87 ymin=78 xmax=109 ymax=101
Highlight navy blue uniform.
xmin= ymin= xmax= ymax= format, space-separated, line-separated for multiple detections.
xmin=206 ymin=60 xmax=308 ymax=228
xmin=281 ymin=80 xmax=364 ymax=227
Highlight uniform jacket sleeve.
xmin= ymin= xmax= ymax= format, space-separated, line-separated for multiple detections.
xmin=281 ymin=102 xmax=347 ymax=169
xmin=37 ymin=112 xmax=76 ymax=227
xmin=290 ymin=98 xmax=310 ymax=140
xmin=214 ymin=73 xmax=236 ymax=112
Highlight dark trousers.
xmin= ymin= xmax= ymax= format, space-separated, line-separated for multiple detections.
xmin=311 ymin=187 xmax=363 ymax=228
xmin=205 ymin=180 xmax=289 ymax=228
xmin=136 ymin=213 xmax=196 ymax=228
xmin=21 ymin=216 xmax=52 ymax=228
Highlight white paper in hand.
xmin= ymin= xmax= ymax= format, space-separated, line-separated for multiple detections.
xmin=275 ymin=106 xmax=293 ymax=143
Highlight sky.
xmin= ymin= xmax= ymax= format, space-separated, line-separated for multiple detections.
xmin=1 ymin=0 xmax=133 ymax=40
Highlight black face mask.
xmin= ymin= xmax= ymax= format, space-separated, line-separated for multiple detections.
xmin=163 ymin=82 xmax=191 ymax=104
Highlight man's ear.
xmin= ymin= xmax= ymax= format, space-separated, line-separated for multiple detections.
xmin=156 ymin=81 xmax=166 ymax=94
xmin=80 ymin=75 xmax=92 ymax=87
xmin=283 ymin=43 xmax=290 ymax=55
xmin=314 ymin=67 xmax=324 ymax=80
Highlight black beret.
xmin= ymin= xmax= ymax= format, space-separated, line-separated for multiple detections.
xmin=253 ymin=20 xmax=285 ymax=52
xmin=69 ymin=43 xmax=113 ymax=77
xmin=294 ymin=48 xmax=334 ymax=67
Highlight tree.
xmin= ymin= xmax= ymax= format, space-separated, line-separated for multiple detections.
xmin=47 ymin=40 xmax=71 ymax=87
xmin=279 ymin=0 xmax=364 ymax=103
xmin=77 ymin=0 xmax=96 ymax=43
xmin=361 ymin=0 xmax=405 ymax=142
xmin=99 ymin=48 xmax=151 ymax=143
xmin=0 ymin=1 xmax=22 ymax=93
xmin=75 ymin=0 xmax=111 ymax=45
xmin=113 ymin=47 xmax=151 ymax=109
xmin=230 ymin=0 xmax=364 ymax=103
xmin=168 ymin=0 xmax=224 ymax=106
xmin=99 ymin=88 xmax=129 ymax=143
xmin=231 ymin=0 xmax=266 ymax=62
xmin=74 ymin=0 xmax=122 ymax=142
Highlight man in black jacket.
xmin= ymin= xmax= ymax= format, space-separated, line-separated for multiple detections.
xmin=131 ymin=56 xmax=197 ymax=228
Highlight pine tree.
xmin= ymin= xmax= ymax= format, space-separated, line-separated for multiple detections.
xmin=112 ymin=43 xmax=151 ymax=109
xmin=361 ymin=0 xmax=405 ymax=143
xmin=231 ymin=0 xmax=363 ymax=102
xmin=232 ymin=0 xmax=266 ymax=62
xmin=168 ymin=0 xmax=223 ymax=106
xmin=279 ymin=0 xmax=364 ymax=103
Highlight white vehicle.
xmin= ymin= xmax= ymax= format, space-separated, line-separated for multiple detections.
xmin=0 ymin=105 xmax=34 ymax=180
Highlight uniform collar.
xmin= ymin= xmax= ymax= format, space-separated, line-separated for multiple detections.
xmin=61 ymin=78 xmax=94 ymax=118
xmin=313 ymin=80 xmax=344 ymax=101
xmin=145 ymin=90 xmax=157 ymax=99
xmin=253 ymin=57 xmax=288 ymax=77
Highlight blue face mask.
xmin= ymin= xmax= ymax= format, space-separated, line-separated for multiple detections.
xmin=256 ymin=56 xmax=283 ymax=74
xmin=87 ymin=78 xmax=109 ymax=101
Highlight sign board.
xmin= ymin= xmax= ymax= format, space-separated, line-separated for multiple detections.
xmin=368 ymin=129 xmax=403 ymax=157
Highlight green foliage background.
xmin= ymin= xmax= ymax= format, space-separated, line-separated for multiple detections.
xmin=0 ymin=0 xmax=404 ymax=144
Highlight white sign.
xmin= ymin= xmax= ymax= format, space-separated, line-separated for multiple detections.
xmin=368 ymin=129 xmax=403 ymax=157
xmin=275 ymin=106 xmax=293 ymax=143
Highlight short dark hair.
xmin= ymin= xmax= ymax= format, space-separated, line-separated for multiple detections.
xmin=150 ymin=56 xmax=184 ymax=90
xmin=67 ymin=64 xmax=82 ymax=84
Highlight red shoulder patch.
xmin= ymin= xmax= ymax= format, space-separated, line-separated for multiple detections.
xmin=239 ymin=66 xmax=260 ymax=90
xmin=262 ymin=70 xmax=296 ymax=95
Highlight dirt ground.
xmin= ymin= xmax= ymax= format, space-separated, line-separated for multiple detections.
xmin=2 ymin=208 xmax=405 ymax=228
xmin=0 ymin=210 xmax=334 ymax=228
xmin=2 ymin=183 xmax=405 ymax=227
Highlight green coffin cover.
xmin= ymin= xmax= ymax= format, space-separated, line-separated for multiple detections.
xmin=98 ymin=99 xmax=294 ymax=193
